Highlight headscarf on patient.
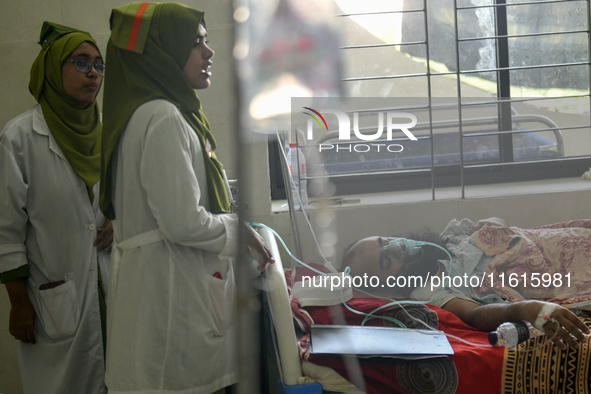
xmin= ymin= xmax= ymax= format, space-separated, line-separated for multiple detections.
xmin=99 ymin=2 xmax=230 ymax=220
xmin=29 ymin=22 xmax=102 ymax=202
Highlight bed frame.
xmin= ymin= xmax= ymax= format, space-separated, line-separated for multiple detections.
xmin=259 ymin=227 xmax=322 ymax=394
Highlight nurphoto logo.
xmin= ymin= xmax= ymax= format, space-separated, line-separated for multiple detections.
xmin=301 ymin=107 xmax=418 ymax=153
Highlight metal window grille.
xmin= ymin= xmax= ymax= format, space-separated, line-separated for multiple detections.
xmin=270 ymin=0 xmax=591 ymax=200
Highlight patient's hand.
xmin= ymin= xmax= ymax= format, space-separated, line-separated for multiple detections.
xmin=538 ymin=304 xmax=590 ymax=350
xmin=472 ymin=217 xmax=508 ymax=233
xmin=444 ymin=298 xmax=590 ymax=349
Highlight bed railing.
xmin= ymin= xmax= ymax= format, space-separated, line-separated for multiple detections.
xmin=260 ymin=227 xmax=303 ymax=386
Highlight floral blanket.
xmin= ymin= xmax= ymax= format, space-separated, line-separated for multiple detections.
xmin=470 ymin=220 xmax=591 ymax=308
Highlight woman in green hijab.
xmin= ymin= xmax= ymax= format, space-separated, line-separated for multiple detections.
xmin=0 ymin=22 xmax=112 ymax=394
xmin=100 ymin=3 xmax=272 ymax=394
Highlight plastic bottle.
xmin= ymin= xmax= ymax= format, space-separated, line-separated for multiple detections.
xmin=286 ymin=143 xmax=308 ymax=209
xmin=488 ymin=321 xmax=545 ymax=347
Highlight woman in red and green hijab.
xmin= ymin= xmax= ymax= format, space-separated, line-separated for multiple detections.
xmin=100 ymin=3 xmax=272 ymax=394
xmin=0 ymin=22 xmax=112 ymax=394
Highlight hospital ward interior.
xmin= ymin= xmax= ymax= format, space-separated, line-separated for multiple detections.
xmin=3 ymin=0 xmax=591 ymax=393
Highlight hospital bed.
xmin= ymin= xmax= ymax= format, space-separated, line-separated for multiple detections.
xmin=259 ymin=225 xmax=463 ymax=394
xmin=258 ymin=222 xmax=591 ymax=394
xmin=260 ymin=225 xmax=317 ymax=392
xmin=259 ymin=225 xmax=462 ymax=394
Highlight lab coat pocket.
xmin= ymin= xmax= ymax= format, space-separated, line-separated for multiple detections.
xmin=207 ymin=269 xmax=235 ymax=337
xmin=36 ymin=279 xmax=79 ymax=339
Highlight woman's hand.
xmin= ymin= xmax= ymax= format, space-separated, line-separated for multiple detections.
xmin=246 ymin=224 xmax=275 ymax=272
xmin=10 ymin=300 xmax=36 ymax=344
xmin=94 ymin=219 xmax=114 ymax=254
xmin=5 ymin=279 xmax=36 ymax=344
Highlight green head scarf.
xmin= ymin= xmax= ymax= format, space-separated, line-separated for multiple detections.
xmin=100 ymin=2 xmax=230 ymax=220
xmin=29 ymin=22 xmax=103 ymax=202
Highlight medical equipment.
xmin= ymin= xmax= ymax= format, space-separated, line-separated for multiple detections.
xmin=286 ymin=143 xmax=308 ymax=209
xmin=380 ymin=238 xmax=424 ymax=262
xmin=310 ymin=324 xmax=454 ymax=358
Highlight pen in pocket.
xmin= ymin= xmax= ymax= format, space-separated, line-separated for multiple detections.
xmin=39 ymin=280 xmax=65 ymax=290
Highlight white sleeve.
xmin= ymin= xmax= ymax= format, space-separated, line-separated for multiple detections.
xmin=0 ymin=127 xmax=29 ymax=273
xmin=138 ymin=110 xmax=238 ymax=257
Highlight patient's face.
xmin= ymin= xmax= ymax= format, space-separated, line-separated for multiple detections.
xmin=345 ymin=236 xmax=416 ymax=281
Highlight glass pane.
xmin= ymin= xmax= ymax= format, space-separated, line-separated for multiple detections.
xmin=430 ymin=75 xmax=459 ymax=97
xmin=509 ymin=64 xmax=589 ymax=92
xmin=507 ymin=1 xmax=588 ymax=35
xmin=457 ymin=0 xmax=493 ymax=8
xmin=343 ymin=76 xmax=429 ymax=97
xmin=342 ymin=44 xmax=426 ymax=80
xmin=335 ymin=0 xmax=423 ymax=15
xmin=401 ymin=1 xmax=457 ymax=70
xmin=511 ymin=97 xmax=591 ymax=158
xmin=459 ymin=71 xmax=498 ymax=97
xmin=336 ymin=13 xmax=419 ymax=48
xmin=458 ymin=38 xmax=496 ymax=73
xmin=508 ymin=33 xmax=589 ymax=70
xmin=457 ymin=3 xmax=494 ymax=41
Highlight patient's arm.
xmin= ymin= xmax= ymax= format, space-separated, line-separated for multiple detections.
xmin=443 ymin=298 xmax=590 ymax=349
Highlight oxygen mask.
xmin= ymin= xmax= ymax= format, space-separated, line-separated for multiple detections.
xmin=380 ymin=238 xmax=424 ymax=264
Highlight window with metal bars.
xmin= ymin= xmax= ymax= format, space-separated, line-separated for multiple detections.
xmin=270 ymin=0 xmax=591 ymax=200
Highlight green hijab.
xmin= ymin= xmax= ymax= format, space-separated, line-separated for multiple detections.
xmin=99 ymin=2 xmax=230 ymax=220
xmin=29 ymin=22 xmax=102 ymax=202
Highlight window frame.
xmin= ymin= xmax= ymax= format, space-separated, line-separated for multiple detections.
xmin=269 ymin=0 xmax=591 ymax=201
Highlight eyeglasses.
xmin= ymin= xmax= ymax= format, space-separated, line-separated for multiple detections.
xmin=64 ymin=59 xmax=105 ymax=76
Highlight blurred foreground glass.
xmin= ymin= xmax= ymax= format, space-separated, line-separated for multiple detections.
xmin=234 ymin=0 xmax=343 ymax=132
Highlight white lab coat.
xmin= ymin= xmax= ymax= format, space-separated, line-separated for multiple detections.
xmin=105 ymin=99 xmax=239 ymax=394
xmin=0 ymin=105 xmax=110 ymax=394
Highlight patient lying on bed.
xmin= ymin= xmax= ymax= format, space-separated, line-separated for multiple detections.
xmin=342 ymin=217 xmax=591 ymax=350
xmin=286 ymin=217 xmax=591 ymax=393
